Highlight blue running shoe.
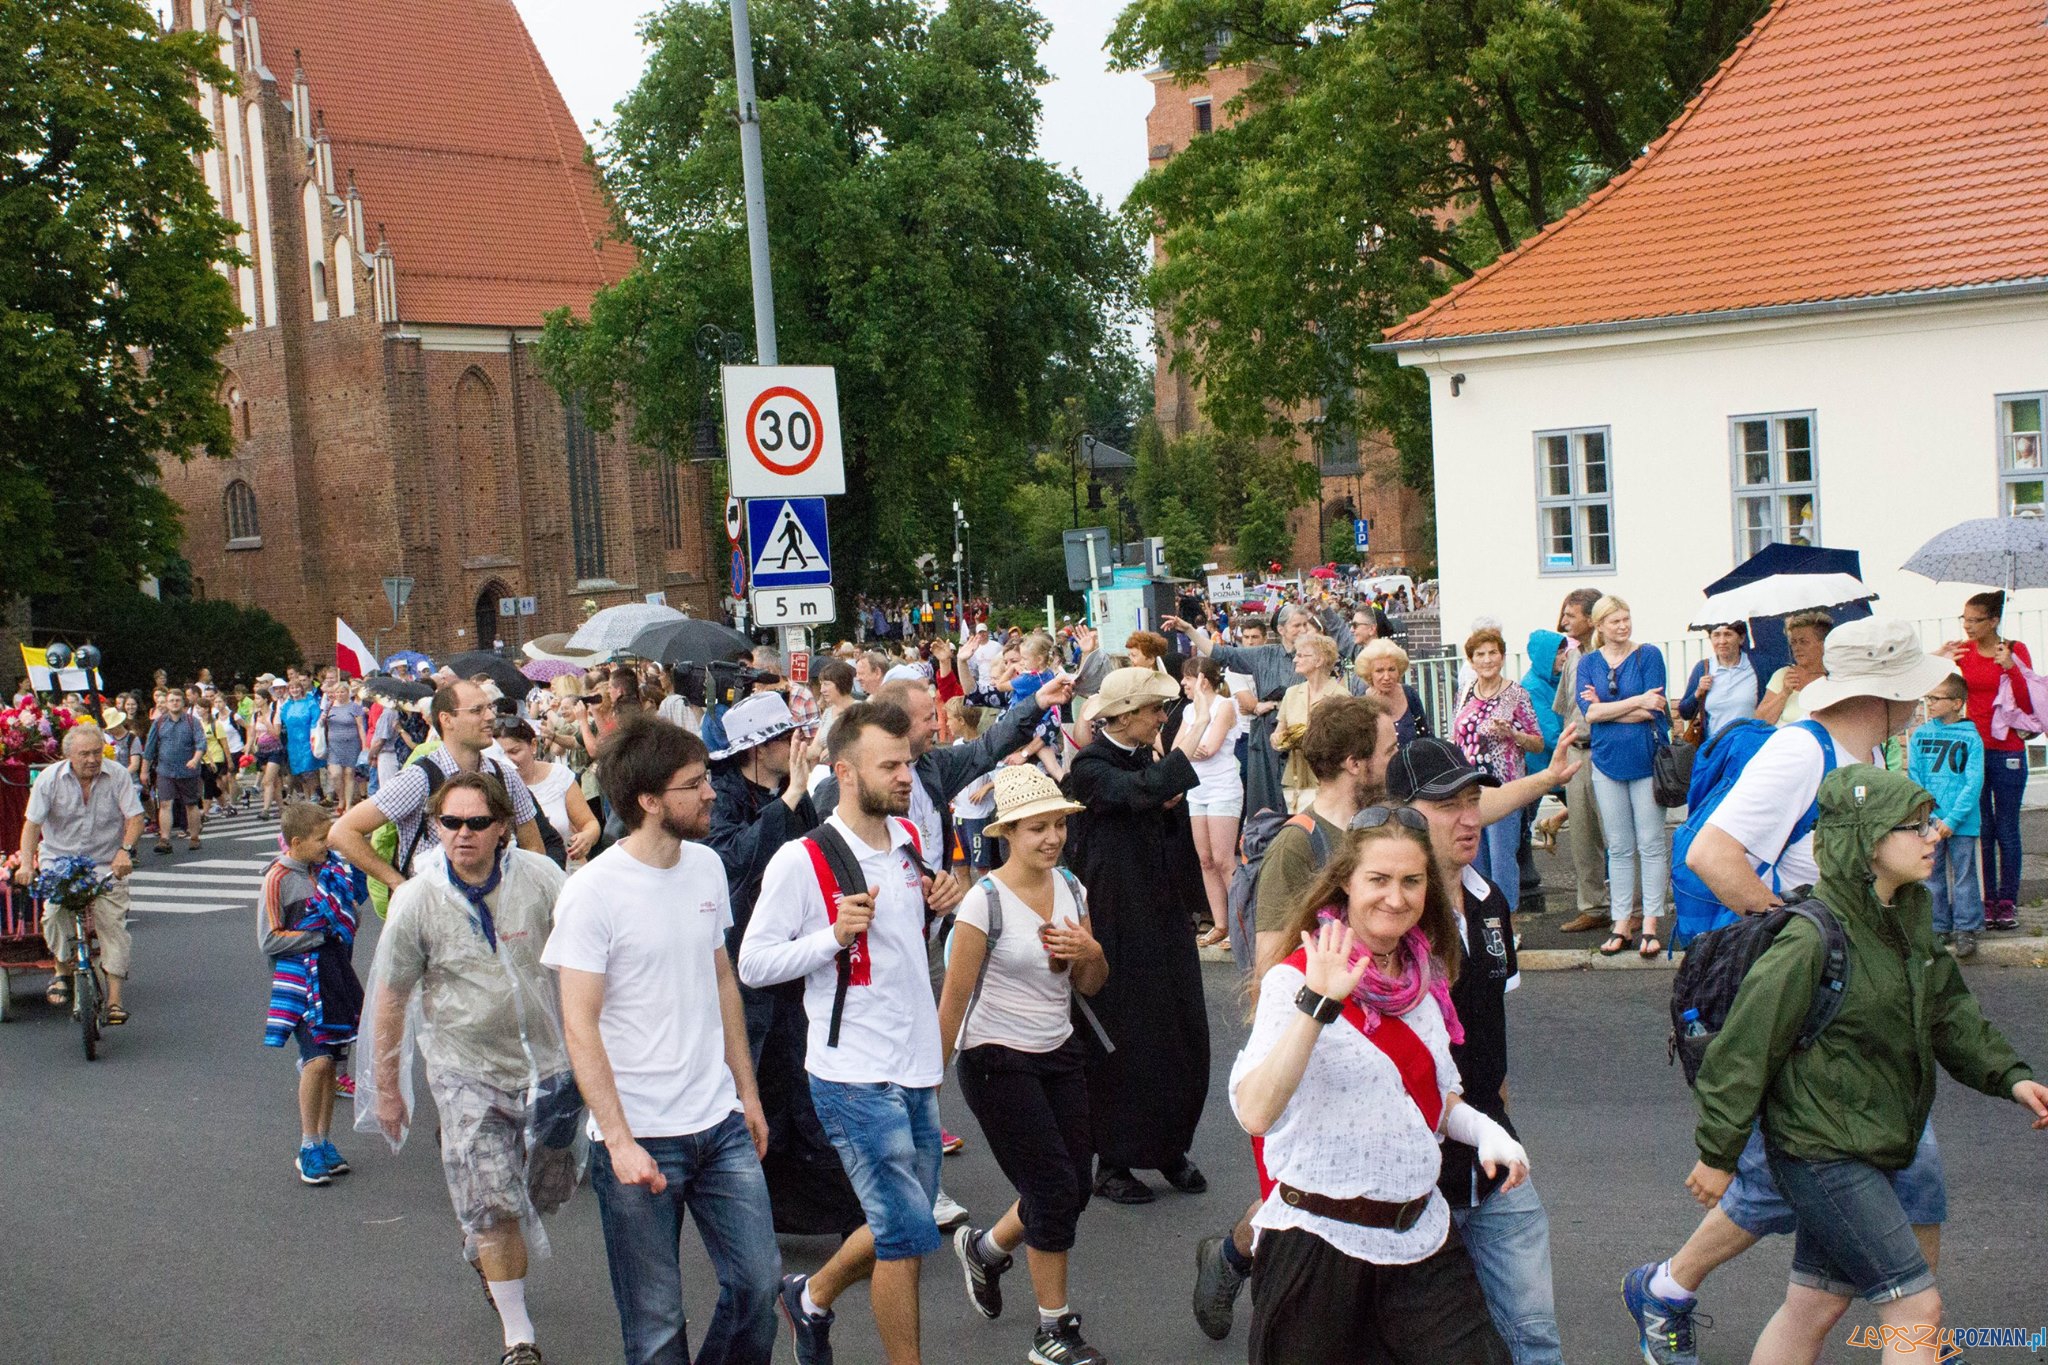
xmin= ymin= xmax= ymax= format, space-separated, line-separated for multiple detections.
xmin=776 ymin=1272 xmax=834 ymax=1365
xmin=318 ymin=1140 xmax=350 ymax=1175
xmin=295 ymin=1143 xmax=332 ymax=1186
xmin=1622 ymin=1263 xmax=1701 ymax=1365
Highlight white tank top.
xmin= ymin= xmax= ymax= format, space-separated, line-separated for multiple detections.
xmin=525 ymin=761 xmax=575 ymax=839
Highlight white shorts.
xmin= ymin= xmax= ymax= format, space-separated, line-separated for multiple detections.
xmin=1188 ymin=796 xmax=1243 ymax=819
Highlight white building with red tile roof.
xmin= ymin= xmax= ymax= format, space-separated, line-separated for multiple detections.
xmin=1379 ymin=0 xmax=2048 ymax=654
xmin=159 ymin=0 xmax=716 ymax=659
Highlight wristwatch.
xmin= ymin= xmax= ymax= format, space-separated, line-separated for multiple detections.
xmin=120 ymin=843 xmax=138 ymax=858
xmin=1294 ymin=985 xmax=1344 ymax=1025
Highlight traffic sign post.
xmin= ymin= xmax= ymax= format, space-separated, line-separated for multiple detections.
xmin=748 ymin=498 xmax=831 ymax=588
xmin=752 ymin=586 xmax=835 ymax=626
xmin=722 ymin=366 xmax=844 ymax=499
xmin=1354 ymin=518 xmax=1371 ymax=554
xmin=724 ymin=494 xmax=743 ymax=547
xmin=382 ymin=575 xmax=415 ymax=625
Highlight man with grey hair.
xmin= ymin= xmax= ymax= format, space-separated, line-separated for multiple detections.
xmin=14 ymin=724 xmax=146 ymax=1020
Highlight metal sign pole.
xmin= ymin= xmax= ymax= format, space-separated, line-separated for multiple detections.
xmin=730 ymin=0 xmax=777 ymax=368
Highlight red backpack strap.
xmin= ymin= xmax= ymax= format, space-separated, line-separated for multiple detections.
xmin=805 ymin=829 xmax=872 ymax=1047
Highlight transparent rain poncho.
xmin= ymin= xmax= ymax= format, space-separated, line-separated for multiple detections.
xmin=354 ymin=845 xmax=585 ymax=1257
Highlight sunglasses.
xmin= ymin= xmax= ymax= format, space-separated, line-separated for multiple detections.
xmin=1350 ymin=805 xmax=1431 ymax=833
xmin=436 ymin=814 xmax=500 ymax=833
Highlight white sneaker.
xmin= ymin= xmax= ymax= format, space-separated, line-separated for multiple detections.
xmin=933 ymin=1189 xmax=971 ymax=1230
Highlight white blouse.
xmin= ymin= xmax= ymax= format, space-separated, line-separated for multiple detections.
xmin=1229 ymin=960 xmax=1463 ymax=1265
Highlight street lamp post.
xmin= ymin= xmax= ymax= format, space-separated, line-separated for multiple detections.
xmin=952 ymin=500 xmax=967 ymax=632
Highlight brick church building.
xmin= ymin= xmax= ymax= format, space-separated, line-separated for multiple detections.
xmin=161 ymin=0 xmax=717 ymax=662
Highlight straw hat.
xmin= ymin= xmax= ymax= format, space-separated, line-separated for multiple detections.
xmin=1799 ymin=618 xmax=1958 ymax=712
xmin=984 ymin=765 xmax=1085 ymax=837
xmin=1091 ymin=666 xmax=1179 ymax=719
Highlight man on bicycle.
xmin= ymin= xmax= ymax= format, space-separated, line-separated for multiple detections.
xmin=14 ymin=724 xmax=146 ymax=1023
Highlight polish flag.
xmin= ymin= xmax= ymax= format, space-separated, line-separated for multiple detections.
xmin=335 ymin=617 xmax=373 ymax=679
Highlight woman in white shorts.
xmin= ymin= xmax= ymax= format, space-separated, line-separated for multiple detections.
xmin=1176 ymin=656 xmax=1246 ymax=946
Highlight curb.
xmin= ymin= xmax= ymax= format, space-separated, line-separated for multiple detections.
xmin=1199 ymin=938 xmax=2048 ymax=970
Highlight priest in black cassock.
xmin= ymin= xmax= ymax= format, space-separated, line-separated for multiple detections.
xmin=1063 ymin=666 xmax=1212 ymax=1204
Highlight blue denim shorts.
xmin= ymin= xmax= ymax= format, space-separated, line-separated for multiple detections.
xmin=1766 ymin=1143 xmax=1936 ymax=1303
xmin=292 ymin=1021 xmax=347 ymax=1065
xmin=1721 ymin=1122 xmax=1944 ymax=1236
xmin=808 ymin=1077 xmax=943 ymax=1260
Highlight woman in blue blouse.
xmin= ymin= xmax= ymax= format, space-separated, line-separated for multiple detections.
xmin=276 ymin=676 xmax=324 ymax=800
xmin=1677 ymin=622 xmax=1768 ymax=742
xmin=1577 ymin=596 xmax=1670 ymax=958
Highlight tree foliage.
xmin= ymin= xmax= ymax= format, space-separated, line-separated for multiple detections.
xmin=0 ymin=0 xmax=242 ymax=599
xmin=36 ymin=583 xmax=301 ymax=691
xmin=538 ymin=0 xmax=1143 ymax=599
xmin=1109 ymin=0 xmax=1772 ymax=502
xmin=1233 ymin=485 xmax=1291 ymax=577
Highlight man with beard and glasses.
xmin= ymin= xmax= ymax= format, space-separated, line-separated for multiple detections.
xmin=740 ymin=702 xmax=967 ymax=1365
xmin=545 ymin=714 xmax=780 ymax=1365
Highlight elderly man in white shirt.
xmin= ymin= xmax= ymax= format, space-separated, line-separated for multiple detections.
xmin=15 ymin=724 xmax=145 ymax=1019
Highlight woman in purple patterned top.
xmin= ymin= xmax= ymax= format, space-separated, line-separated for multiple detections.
xmin=1452 ymin=627 xmax=1543 ymax=909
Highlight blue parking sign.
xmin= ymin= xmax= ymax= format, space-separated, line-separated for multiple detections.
xmin=1354 ymin=518 xmax=1370 ymax=553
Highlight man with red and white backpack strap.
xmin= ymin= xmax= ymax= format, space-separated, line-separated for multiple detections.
xmin=740 ymin=700 xmax=966 ymax=1365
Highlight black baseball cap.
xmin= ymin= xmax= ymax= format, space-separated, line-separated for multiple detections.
xmin=1386 ymin=736 xmax=1501 ymax=802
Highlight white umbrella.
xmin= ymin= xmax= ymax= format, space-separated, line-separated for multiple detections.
xmin=521 ymin=632 xmax=598 ymax=664
xmin=565 ymin=603 xmax=685 ymax=655
xmin=1902 ymin=515 xmax=2048 ymax=591
xmin=1688 ymin=573 xmax=1877 ymax=630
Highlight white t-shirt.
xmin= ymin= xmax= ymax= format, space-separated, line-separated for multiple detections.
xmin=950 ymin=763 xmax=1001 ymax=821
xmin=953 ymin=873 xmax=1085 ymax=1053
xmin=971 ymin=641 xmax=1002 ymax=690
xmin=540 ymin=842 xmax=740 ymax=1141
xmin=1703 ymin=723 xmax=1871 ymax=891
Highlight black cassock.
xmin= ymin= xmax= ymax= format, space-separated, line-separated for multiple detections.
xmin=1063 ymin=736 xmax=1211 ymax=1170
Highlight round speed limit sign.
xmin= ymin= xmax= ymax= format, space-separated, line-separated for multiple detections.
xmin=722 ymin=366 xmax=845 ymax=498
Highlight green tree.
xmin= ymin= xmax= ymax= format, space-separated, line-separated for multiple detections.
xmin=539 ymin=0 xmax=1142 ymax=598
xmin=1321 ymin=514 xmax=1359 ymax=567
xmin=1 ymin=1 xmax=242 ymax=599
xmin=1110 ymin=0 xmax=1771 ymax=501
xmin=1234 ymin=485 xmax=1290 ymax=576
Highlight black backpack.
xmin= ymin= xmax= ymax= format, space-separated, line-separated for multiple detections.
xmin=1668 ymin=891 xmax=1849 ymax=1085
xmin=398 ymin=755 xmax=569 ymax=874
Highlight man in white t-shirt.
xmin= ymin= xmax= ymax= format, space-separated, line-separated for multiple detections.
xmin=544 ymin=713 xmax=779 ymax=1365
xmin=1623 ymin=619 xmax=1954 ymax=1365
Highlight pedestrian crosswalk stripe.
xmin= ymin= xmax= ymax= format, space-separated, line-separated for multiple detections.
xmin=130 ymin=884 xmax=255 ymax=899
xmin=130 ymin=872 xmax=262 ymax=887
xmin=131 ymin=901 xmax=234 ymax=915
xmin=180 ymin=858 xmax=275 ymax=869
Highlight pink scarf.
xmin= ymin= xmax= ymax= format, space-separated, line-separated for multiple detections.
xmin=1316 ymin=908 xmax=1464 ymax=1045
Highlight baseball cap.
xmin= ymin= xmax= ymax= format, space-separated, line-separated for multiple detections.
xmin=1386 ymin=736 xmax=1501 ymax=803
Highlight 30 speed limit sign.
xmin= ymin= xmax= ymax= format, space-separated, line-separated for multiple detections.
xmin=722 ymin=365 xmax=845 ymax=499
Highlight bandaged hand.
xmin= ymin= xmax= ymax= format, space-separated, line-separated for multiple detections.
xmin=1443 ymin=1101 xmax=1530 ymax=1192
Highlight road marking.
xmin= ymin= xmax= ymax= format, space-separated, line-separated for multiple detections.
xmin=131 ymin=901 xmax=235 ymax=915
xmin=129 ymin=884 xmax=256 ymax=899
xmin=180 ymin=858 xmax=276 ymax=869
xmin=129 ymin=873 xmax=264 ymax=888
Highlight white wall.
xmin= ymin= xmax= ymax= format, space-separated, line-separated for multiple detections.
xmin=1407 ymin=295 xmax=2048 ymax=658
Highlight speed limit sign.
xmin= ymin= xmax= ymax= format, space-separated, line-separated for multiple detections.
xmin=722 ymin=366 xmax=845 ymax=499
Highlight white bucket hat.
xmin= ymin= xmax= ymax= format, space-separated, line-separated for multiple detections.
xmin=984 ymin=765 xmax=1086 ymax=838
xmin=1798 ymin=617 xmax=1958 ymax=712
xmin=709 ymin=691 xmax=798 ymax=760
xmin=1092 ymin=666 xmax=1180 ymax=719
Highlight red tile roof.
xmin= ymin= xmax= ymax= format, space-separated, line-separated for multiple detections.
xmin=1384 ymin=0 xmax=2048 ymax=345
xmin=249 ymin=0 xmax=631 ymax=328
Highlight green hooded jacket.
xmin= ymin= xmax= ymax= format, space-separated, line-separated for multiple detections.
xmin=1694 ymin=765 xmax=2032 ymax=1171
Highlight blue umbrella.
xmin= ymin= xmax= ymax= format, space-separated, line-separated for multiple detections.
xmin=382 ymin=650 xmax=432 ymax=672
xmin=1903 ymin=516 xmax=2048 ymax=591
xmin=1702 ymin=541 xmax=1873 ymax=678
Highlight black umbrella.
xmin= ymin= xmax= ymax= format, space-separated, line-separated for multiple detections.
xmin=446 ymin=650 xmax=534 ymax=697
xmin=361 ymin=676 xmax=433 ymax=703
xmin=626 ymin=618 xmax=754 ymax=669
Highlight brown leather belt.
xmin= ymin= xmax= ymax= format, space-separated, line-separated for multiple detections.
xmin=1275 ymin=1183 xmax=1430 ymax=1231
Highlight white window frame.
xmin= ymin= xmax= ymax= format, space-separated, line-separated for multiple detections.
xmin=1729 ymin=410 xmax=1819 ymax=560
xmin=1996 ymin=391 xmax=2046 ymax=518
xmin=1532 ymin=426 xmax=1615 ymax=576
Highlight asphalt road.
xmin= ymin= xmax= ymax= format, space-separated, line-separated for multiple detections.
xmin=3 ymin=827 xmax=2045 ymax=1365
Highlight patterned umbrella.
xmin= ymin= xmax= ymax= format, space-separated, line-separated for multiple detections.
xmin=519 ymin=658 xmax=585 ymax=684
xmin=1902 ymin=516 xmax=2048 ymax=591
xmin=565 ymin=603 xmax=685 ymax=655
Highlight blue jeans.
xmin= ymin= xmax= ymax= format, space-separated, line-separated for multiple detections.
xmin=1721 ymin=1122 xmax=1945 ymax=1237
xmin=1473 ymin=816 xmax=1523 ymax=912
xmin=1978 ymin=751 xmax=2027 ymax=902
xmin=808 ymin=1077 xmax=944 ymax=1260
xmin=1451 ymin=1179 xmax=1562 ymax=1365
xmin=1766 ymin=1143 xmax=1936 ymax=1304
xmin=1929 ymin=835 xmax=1984 ymax=934
xmin=1590 ymin=770 xmax=1668 ymax=923
xmin=589 ymin=1113 xmax=781 ymax=1365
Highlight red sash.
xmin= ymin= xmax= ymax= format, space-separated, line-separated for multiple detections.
xmin=805 ymin=817 xmax=923 ymax=988
xmin=1253 ymin=951 xmax=1445 ymax=1199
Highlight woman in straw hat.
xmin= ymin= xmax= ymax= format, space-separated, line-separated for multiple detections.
xmin=1062 ymin=666 xmax=1212 ymax=1207
xmin=938 ymin=765 xmax=1113 ymax=1365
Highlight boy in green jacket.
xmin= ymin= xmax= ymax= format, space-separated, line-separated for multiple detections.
xmin=1688 ymin=765 xmax=2048 ymax=1363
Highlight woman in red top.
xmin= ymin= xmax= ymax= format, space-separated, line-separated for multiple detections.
xmin=1944 ymin=590 xmax=2031 ymax=929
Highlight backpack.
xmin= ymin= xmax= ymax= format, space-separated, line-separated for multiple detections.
xmin=803 ymin=818 xmax=929 ymax=1048
xmin=1226 ymin=811 xmax=1329 ymax=943
xmin=1667 ymin=892 xmax=1850 ymax=1086
xmin=1668 ymin=718 xmax=1837 ymax=947
xmin=960 ymin=872 xmax=1114 ymax=1055
xmin=368 ymin=751 xmax=567 ymax=918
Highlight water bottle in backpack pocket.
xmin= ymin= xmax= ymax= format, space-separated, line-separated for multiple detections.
xmin=1667 ymin=892 xmax=1850 ymax=1085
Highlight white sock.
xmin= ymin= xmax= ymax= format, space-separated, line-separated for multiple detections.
xmin=489 ymin=1277 xmax=535 ymax=1347
xmin=799 ymin=1283 xmax=825 ymax=1320
xmin=976 ymin=1229 xmax=1007 ymax=1263
xmin=1649 ymin=1261 xmax=1694 ymax=1303
xmin=1039 ymin=1303 xmax=1069 ymax=1328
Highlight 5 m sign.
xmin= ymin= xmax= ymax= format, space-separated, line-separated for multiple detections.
xmin=722 ymin=366 xmax=845 ymax=499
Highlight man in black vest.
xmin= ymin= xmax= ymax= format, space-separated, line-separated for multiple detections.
xmin=1392 ymin=738 xmax=1563 ymax=1365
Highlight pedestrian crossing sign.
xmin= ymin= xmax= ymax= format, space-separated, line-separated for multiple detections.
xmin=747 ymin=497 xmax=832 ymax=588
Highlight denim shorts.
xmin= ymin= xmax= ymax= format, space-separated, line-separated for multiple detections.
xmin=292 ymin=1021 xmax=347 ymax=1065
xmin=808 ymin=1077 xmax=943 ymax=1260
xmin=1721 ymin=1122 xmax=1944 ymax=1236
xmin=1189 ymin=796 xmax=1244 ymax=819
xmin=1766 ymin=1143 xmax=1936 ymax=1303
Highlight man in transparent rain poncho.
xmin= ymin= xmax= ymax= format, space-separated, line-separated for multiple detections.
xmin=356 ymin=770 xmax=579 ymax=1365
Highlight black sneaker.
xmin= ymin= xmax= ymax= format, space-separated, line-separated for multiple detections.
xmin=1191 ymin=1232 xmax=1248 ymax=1341
xmin=1159 ymin=1157 xmax=1208 ymax=1194
xmin=776 ymin=1272 xmax=834 ymax=1365
xmin=1092 ymin=1166 xmax=1154 ymax=1205
xmin=1030 ymin=1312 xmax=1108 ymax=1365
xmin=953 ymin=1224 xmax=1011 ymax=1320
xmin=500 ymin=1344 xmax=543 ymax=1365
